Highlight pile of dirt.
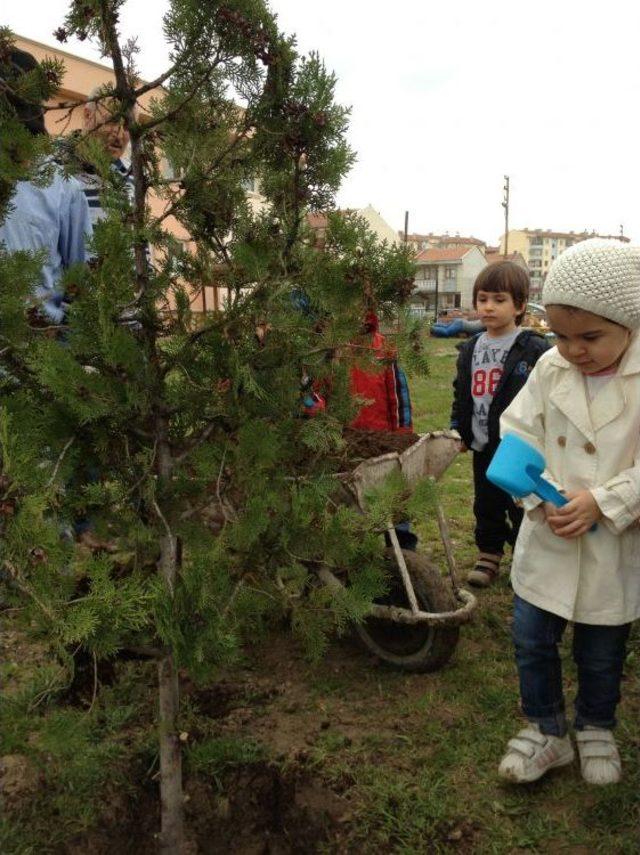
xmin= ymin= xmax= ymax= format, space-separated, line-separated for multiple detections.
xmin=341 ymin=428 xmax=420 ymax=462
xmin=288 ymin=427 xmax=421 ymax=480
xmin=186 ymin=761 xmax=347 ymax=854
xmin=65 ymin=760 xmax=344 ymax=854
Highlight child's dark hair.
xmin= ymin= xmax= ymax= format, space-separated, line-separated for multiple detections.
xmin=472 ymin=261 xmax=530 ymax=326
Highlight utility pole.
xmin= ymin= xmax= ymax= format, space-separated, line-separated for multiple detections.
xmin=620 ymin=224 xmax=625 ymax=241
xmin=433 ymin=264 xmax=439 ymax=322
xmin=502 ymin=175 xmax=510 ymax=256
xmin=402 ymin=211 xmax=410 ymax=332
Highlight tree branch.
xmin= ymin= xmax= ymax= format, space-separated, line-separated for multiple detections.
xmin=150 ymin=121 xmax=253 ymax=229
xmin=46 ymin=435 xmax=76 ymax=489
xmin=134 ymin=60 xmax=222 ymax=135
xmin=174 ymin=419 xmax=221 ymax=464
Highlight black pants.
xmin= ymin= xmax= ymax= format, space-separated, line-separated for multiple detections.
xmin=473 ymin=446 xmax=523 ymax=555
xmin=384 ymin=522 xmax=418 ymax=552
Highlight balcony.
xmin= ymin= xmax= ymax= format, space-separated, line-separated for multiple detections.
xmin=413 ymin=279 xmax=437 ymax=295
xmin=412 ymin=278 xmax=458 ymax=295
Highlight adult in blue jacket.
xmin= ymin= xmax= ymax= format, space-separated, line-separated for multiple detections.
xmin=0 ymin=48 xmax=91 ymax=323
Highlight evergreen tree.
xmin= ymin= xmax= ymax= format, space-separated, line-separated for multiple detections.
xmin=0 ymin=2 xmax=420 ymax=849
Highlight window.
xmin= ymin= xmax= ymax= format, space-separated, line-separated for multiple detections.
xmin=444 ymin=266 xmax=457 ymax=280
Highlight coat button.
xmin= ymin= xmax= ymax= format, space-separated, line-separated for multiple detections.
xmin=557 ymin=436 xmax=566 ymax=447
xmin=584 ymin=442 xmax=596 ymax=455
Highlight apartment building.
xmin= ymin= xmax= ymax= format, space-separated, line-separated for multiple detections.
xmin=485 ymin=250 xmax=527 ymax=270
xmin=411 ymin=246 xmax=486 ymax=314
xmin=403 ymin=232 xmax=486 ymax=253
xmin=307 ymin=205 xmax=400 ymax=249
xmin=357 ymin=205 xmax=401 ymax=245
xmin=499 ymin=228 xmax=629 ymax=296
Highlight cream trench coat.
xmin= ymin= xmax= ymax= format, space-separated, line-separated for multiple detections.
xmin=500 ymin=333 xmax=640 ymax=625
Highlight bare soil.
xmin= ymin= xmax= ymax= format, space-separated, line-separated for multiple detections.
xmin=341 ymin=428 xmax=421 ymax=461
xmin=61 ymin=633 xmax=462 ymax=854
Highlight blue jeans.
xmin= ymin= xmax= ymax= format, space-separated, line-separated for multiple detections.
xmin=512 ymin=595 xmax=631 ymax=736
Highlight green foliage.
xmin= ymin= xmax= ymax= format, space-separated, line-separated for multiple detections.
xmin=0 ymin=0 xmax=430 ymax=795
xmin=406 ymin=476 xmax=438 ymax=521
xmin=364 ymin=469 xmax=412 ymax=530
xmin=61 ymin=557 xmax=154 ymax=656
xmin=187 ymin=735 xmax=265 ymax=782
xmin=0 ymin=664 xmax=68 ymax=754
xmin=0 ymin=249 xmax=42 ymax=345
xmin=0 ymin=701 xmax=135 ymax=849
xmin=0 ymin=28 xmax=61 ymax=214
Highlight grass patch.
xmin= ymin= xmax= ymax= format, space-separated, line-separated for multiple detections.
xmin=1 ymin=335 xmax=638 ymax=852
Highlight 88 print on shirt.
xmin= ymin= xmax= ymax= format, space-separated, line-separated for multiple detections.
xmin=472 ymin=368 xmax=502 ymax=397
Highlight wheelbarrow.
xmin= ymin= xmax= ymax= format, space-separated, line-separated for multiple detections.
xmin=319 ymin=430 xmax=477 ymax=672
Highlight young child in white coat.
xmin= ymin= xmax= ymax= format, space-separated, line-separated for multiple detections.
xmin=497 ymin=239 xmax=640 ymax=786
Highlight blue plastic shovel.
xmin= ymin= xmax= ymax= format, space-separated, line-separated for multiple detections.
xmin=486 ymin=433 xmax=566 ymax=505
xmin=487 ymin=433 xmax=597 ymax=531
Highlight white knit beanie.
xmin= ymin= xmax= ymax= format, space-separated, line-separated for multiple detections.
xmin=542 ymin=238 xmax=640 ymax=329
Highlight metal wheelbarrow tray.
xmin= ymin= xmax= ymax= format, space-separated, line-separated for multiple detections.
xmin=321 ymin=430 xmax=477 ymax=630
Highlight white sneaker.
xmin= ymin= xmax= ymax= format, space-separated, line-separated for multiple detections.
xmin=498 ymin=723 xmax=575 ymax=783
xmin=576 ymin=727 xmax=622 ymax=785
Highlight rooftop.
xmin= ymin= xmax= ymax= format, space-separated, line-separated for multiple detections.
xmin=403 ymin=232 xmax=485 ymax=245
xmin=517 ymin=228 xmax=630 ymax=242
xmin=414 ymin=247 xmax=473 ymax=263
xmin=485 ymin=251 xmax=526 ymax=265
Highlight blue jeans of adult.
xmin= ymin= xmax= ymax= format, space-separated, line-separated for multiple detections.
xmin=512 ymin=594 xmax=631 ymax=737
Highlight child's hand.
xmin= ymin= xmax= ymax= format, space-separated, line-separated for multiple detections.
xmin=545 ymin=491 xmax=602 ymax=538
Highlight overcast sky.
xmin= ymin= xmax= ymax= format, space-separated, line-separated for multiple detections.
xmin=6 ymin=1 xmax=640 ymax=242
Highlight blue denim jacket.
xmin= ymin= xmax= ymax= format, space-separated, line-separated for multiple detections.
xmin=0 ymin=168 xmax=92 ymax=322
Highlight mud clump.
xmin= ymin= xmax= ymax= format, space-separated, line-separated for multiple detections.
xmin=341 ymin=428 xmax=420 ymax=462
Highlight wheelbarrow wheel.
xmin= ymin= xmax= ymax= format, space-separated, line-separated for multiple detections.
xmin=355 ymin=548 xmax=460 ymax=672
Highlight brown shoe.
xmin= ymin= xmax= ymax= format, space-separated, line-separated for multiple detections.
xmin=467 ymin=552 xmax=501 ymax=587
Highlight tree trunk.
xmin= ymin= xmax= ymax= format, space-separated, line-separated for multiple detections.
xmin=99 ymin=5 xmax=187 ymax=846
xmin=158 ymin=650 xmax=184 ymax=854
xmin=156 ymin=441 xmax=185 ymax=853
